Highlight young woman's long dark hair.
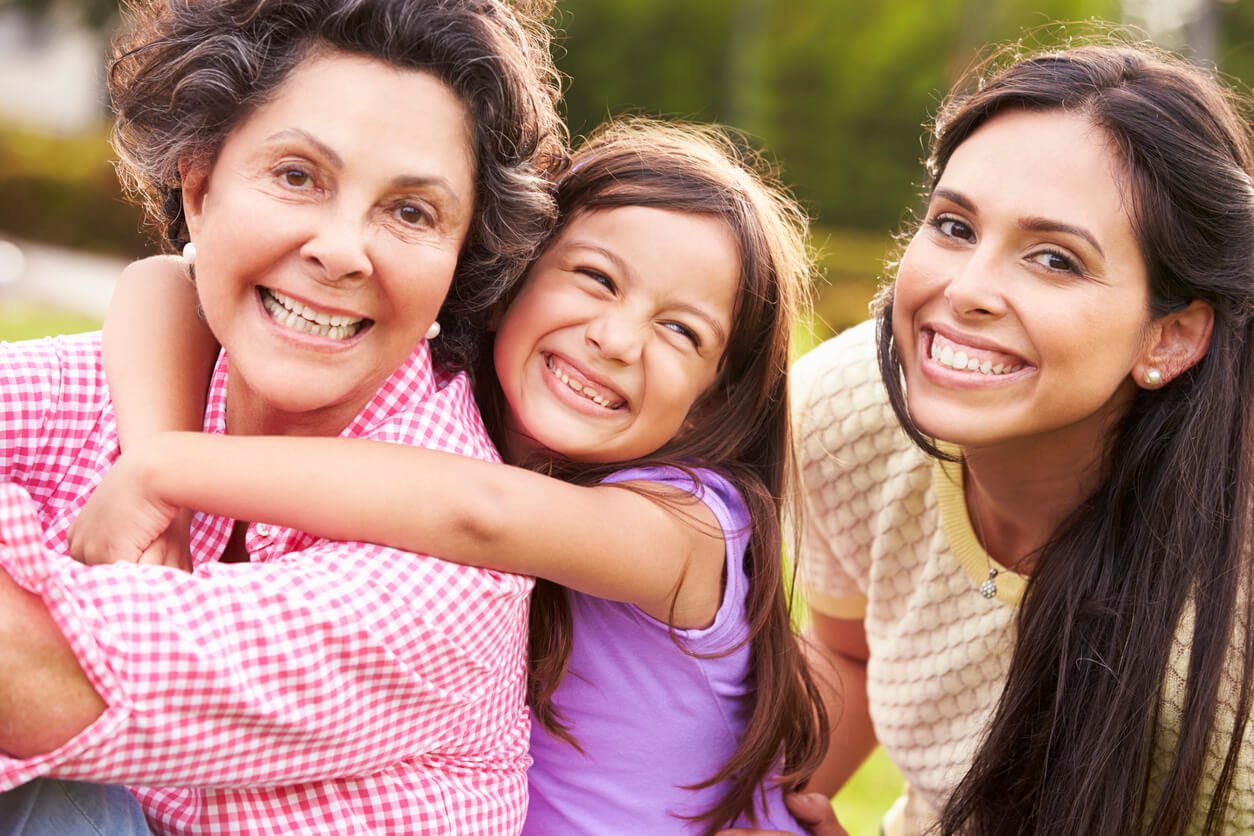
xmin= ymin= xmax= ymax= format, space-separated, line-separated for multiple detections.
xmin=876 ymin=42 xmax=1254 ymax=834
xmin=476 ymin=119 xmax=829 ymax=834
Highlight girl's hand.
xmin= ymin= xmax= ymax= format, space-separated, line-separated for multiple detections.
xmin=717 ymin=793 xmax=848 ymax=836
xmin=67 ymin=448 xmax=190 ymax=571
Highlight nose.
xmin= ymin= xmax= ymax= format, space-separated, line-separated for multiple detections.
xmin=585 ymin=309 xmax=644 ymax=364
xmin=299 ymin=205 xmax=373 ymax=283
xmin=943 ymin=245 xmax=1007 ymax=319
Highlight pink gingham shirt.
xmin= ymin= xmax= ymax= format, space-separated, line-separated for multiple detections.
xmin=0 ymin=332 xmax=533 ymax=834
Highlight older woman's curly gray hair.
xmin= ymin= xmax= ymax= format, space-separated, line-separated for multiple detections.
xmin=109 ymin=0 xmax=568 ymax=370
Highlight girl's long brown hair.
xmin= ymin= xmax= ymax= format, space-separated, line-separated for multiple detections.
xmin=877 ymin=41 xmax=1254 ymax=834
xmin=477 ymin=119 xmax=829 ymax=833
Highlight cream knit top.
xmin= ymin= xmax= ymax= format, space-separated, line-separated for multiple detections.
xmin=793 ymin=320 xmax=1253 ymax=835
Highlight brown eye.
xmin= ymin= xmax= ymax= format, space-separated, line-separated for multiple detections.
xmin=935 ymin=216 xmax=974 ymax=241
xmin=397 ymin=204 xmax=429 ymax=227
xmin=281 ymin=168 xmax=311 ymax=188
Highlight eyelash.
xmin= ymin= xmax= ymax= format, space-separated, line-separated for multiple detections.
xmin=663 ymin=321 xmax=701 ymax=348
xmin=578 ymin=268 xmax=615 ymax=292
xmin=1030 ymin=247 xmax=1083 ymax=275
xmin=931 ymin=215 xmax=973 ymax=241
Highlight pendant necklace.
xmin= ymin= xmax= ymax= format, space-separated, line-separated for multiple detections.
xmin=968 ymin=488 xmax=1031 ymax=600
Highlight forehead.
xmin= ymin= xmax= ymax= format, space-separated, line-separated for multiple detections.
xmin=223 ymin=48 xmax=476 ymax=180
xmin=562 ymin=205 xmax=740 ymax=289
xmin=940 ymin=109 xmax=1136 ymax=236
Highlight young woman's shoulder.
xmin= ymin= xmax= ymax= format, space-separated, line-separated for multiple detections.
xmin=791 ymin=320 xmax=904 ymax=474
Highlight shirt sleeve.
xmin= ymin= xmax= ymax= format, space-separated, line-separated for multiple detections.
xmin=791 ymin=321 xmax=894 ymax=620
xmin=0 ymin=336 xmax=109 ymax=505
xmin=0 ymin=482 xmax=529 ymax=790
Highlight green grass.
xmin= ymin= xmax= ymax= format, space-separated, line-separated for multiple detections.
xmin=0 ymin=302 xmax=100 ymax=341
xmin=834 ymin=747 xmax=904 ymax=834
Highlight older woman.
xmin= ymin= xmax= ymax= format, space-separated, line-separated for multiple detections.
xmin=0 ymin=0 xmax=564 ymax=832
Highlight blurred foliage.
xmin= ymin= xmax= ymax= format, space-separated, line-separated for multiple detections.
xmin=555 ymin=0 xmax=1125 ymax=232
xmin=0 ymin=0 xmax=117 ymax=31
xmin=0 ymin=124 xmax=149 ymax=257
xmin=4 ymin=0 xmax=1253 ymax=264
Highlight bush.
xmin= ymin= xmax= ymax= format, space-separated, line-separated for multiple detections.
xmin=0 ymin=123 xmax=149 ymax=258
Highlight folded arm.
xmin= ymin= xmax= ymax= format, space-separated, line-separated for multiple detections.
xmin=4 ymin=492 xmax=528 ymax=786
xmin=0 ymin=566 xmax=103 ymax=758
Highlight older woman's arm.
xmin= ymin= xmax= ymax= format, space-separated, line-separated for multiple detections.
xmin=0 ymin=567 xmax=102 ymax=758
xmin=2 ymin=498 xmax=530 ymax=788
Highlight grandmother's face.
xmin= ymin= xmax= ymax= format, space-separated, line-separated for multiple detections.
xmin=182 ymin=49 xmax=476 ymax=436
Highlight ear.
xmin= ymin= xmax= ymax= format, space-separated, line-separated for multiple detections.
xmin=179 ymin=157 xmax=210 ymax=240
xmin=1134 ymin=299 xmax=1214 ymax=389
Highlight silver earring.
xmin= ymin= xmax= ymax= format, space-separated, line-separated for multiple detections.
xmin=1143 ymin=367 xmax=1163 ymax=387
xmin=425 ymin=320 xmax=441 ymax=341
xmin=182 ymin=241 xmax=197 ymax=265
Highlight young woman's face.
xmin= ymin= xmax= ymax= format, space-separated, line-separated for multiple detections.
xmin=892 ymin=109 xmax=1152 ymax=452
xmin=493 ymin=205 xmax=740 ymax=463
xmin=183 ymin=49 xmax=476 ymax=436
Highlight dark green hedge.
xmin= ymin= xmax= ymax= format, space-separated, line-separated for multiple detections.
xmin=0 ymin=124 xmax=150 ymax=258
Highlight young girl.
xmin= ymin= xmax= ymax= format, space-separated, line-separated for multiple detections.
xmin=788 ymin=40 xmax=1254 ymax=835
xmin=69 ymin=119 xmax=829 ymax=834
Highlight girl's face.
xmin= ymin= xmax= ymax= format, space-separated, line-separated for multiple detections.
xmin=183 ymin=49 xmax=476 ymax=437
xmin=892 ymin=109 xmax=1153 ymax=453
xmin=493 ymin=205 xmax=740 ymax=463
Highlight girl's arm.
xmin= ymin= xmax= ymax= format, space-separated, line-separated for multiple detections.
xmin=104 ymin=255 xmax=218 ymax=444
xmin=95 ymin=255 xmax=220 ymax=569
xmin=71 ymin=433 xmax=729 ymax=629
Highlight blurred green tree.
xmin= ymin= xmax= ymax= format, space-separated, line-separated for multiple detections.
xmin=554 ymin=0 xmax=1253 ymax=235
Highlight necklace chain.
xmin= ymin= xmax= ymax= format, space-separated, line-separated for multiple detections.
xmin=968 ymin=482 xmax=1002 ymax=599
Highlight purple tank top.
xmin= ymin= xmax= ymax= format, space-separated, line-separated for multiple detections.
xmin=523 ymin=465 xmax=803 ymax=834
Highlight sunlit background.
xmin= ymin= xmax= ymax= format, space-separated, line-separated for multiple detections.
xmin=0 ymin=0 xmax=1250 ymax=831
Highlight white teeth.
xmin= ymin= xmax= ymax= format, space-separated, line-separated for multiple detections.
xmin=546 ymin=356 xmax=621 ymax=408
xmin=930 ymin=335 xmax=1023 ymax=376
xmin=261 ymin=288 xmax=367 ymax=341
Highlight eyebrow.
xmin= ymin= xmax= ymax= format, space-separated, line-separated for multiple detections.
xmin=932 ymin=188 xmax=1104 ymax=257
xmin=263 ymin=128 xmax=466 ymax=209
xmin=567 ymin=241 xmax=730 ymax=346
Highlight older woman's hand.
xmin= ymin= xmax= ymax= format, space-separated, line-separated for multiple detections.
xmin=67 ymin=441 xmax=190 ymax=571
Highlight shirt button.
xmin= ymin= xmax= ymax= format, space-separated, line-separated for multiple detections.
xmin=255 ymin=523 xmax=272 ymax=538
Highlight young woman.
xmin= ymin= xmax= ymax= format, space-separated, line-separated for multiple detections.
xmin=0 ymin=0 xmax=566 ymax=832
xmin=69 ymin=120 xmax=829 ymax=834
xmin=790 ymin=41 xmax=1253 ymax=835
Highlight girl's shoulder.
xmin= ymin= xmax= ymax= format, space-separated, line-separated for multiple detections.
xmin=600 ymin=464 xmax=749 ymax=541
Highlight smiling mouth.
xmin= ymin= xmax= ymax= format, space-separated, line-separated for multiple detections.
xmin=260 ymin=287 xmax=372 ymax=341
xmin=928 ymin=331 xmax=1026 ymax=376
xmin=544 ymin=354 xmax=626 ymax=409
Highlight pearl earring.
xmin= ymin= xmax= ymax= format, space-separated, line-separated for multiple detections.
xmin=182 ymin=241 xmax=197 ymax=265
xmin=1143 ymin=367 xmax=1163 ymax=387
xmin=425 ymin=320 xmax=441 ymax=341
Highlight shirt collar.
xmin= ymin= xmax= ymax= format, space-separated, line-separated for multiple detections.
xmin=204 ymin=343 xmax=439 ymax=438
